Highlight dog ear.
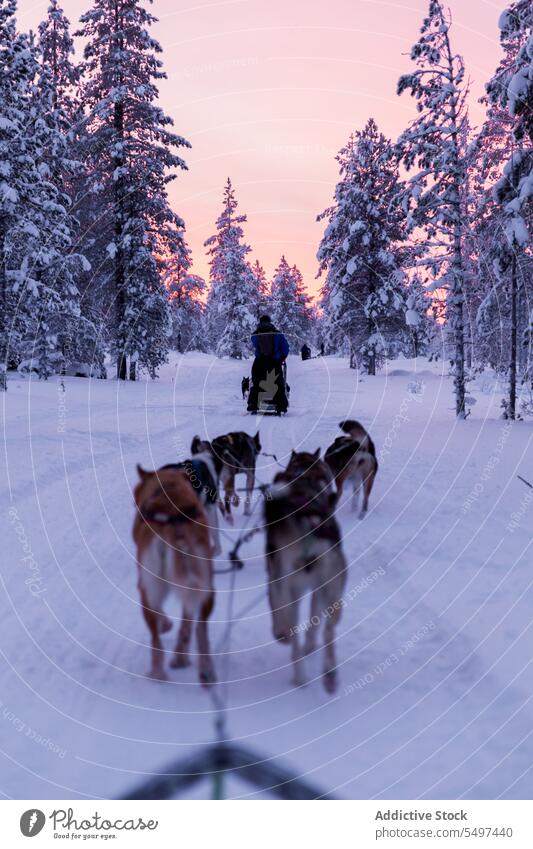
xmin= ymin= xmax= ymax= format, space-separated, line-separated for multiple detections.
xmin=313 ymin=448 xmax=321 ymax=460
xmin=191 ymin=435 xmax=202 ymax=455
xmin=290 ymin=449 xmax=296 ymax=461
xmin=136 ymin=464 xmax=152 ymax=482
xmin=254 ymin=431 xmax=261 ymax=450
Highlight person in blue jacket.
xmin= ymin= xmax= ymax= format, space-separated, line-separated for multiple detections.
xmin=247 ymin=315 xmax=289 ymax=413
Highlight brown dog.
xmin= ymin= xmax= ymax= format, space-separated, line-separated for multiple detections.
xmin=133 ymin=466 xmax=215 ymax=685
xmin=324 ymin=420 xmax=378 ymax=517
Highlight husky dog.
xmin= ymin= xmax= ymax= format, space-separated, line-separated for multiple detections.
xmin=209 ymin=431 xmax=262 ymax=520
xmin=133 ymin=466 xmax=216 ymax=684
xmin=265 ymin=450 xmax=347 ymax=693
xmin=161 ymin=436 xmax=223 ymax=555
xmin=324 ymin=420 xmax=378 ymax=517
xmin=241 ymin=376 xmax=250 ymax=399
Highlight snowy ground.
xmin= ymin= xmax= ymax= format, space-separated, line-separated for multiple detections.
xmin=1 ymin=353 xmax=532 ymax=800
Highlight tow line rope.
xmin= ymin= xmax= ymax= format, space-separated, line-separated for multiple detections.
xmin=261 ymin=450 xmax=285 ymax=468
xmin=212 ymin=487 xmax=268 ymax=574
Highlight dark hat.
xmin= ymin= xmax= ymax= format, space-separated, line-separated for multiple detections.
xmin=259 ymin=314 xmax=271 ymax=323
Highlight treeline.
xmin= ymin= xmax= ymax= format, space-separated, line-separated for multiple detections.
xmin=1 ymin=0 xmax=532 ymax=420
xmin=318 ymin=1 xmax=533 ymax=419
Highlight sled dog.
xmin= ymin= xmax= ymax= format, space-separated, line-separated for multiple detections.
xmin=208 ymin=431 xmax=262 ymax=520
xmin=133 ymin=465 xmax=216 ymax=685
xmin=265 ymin=449 xmax=347 ymax=693
xmin=324 ymin=420 xmax=378 ymax=517
xmin=161 ymin=436 xmax=223 ymax=555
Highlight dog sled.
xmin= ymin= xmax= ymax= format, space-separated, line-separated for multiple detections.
xmin=246 ymin=360 xmax=290 ymax=416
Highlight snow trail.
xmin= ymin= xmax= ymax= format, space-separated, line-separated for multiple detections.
xmin=1 ymin=354 xmax=532 ymax=798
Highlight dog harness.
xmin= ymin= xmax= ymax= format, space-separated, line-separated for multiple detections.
xmin=160 ymin=460 xmax=218 ymax=504
xmin=141 ymin=505 xmax=200 ymax=525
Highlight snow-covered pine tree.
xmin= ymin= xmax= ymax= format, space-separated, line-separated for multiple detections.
xmin=165 ymin=238 xmax=206 ymax=353
xmin=0 ymin=0 xmax=30 ymax=389
xmin=317 ymin=119 xmax=409 ymax=373
xmin=77 ymin=0 xmax=190 ymax=380
xmin=38 ymin=0 xmax=80 ymax=127
xmin=397 ymin=0 xmax=471 ymax=416
xmin=251 ymin=259 xmax=269 ymax=314
xmin=0 ymin=1 xmax=80 ymax=388
xmin=204 ymin=179 xmax=256 ymax=358
xmin=270 ymin=256 xmax=313 ymax=350
xmin=484 ymin=1 xmax=533 ymax=417
xmin=404 ymin=274 xmax=434 ymax=358
xmin=19 ymin=50 xmax=93 ymax=381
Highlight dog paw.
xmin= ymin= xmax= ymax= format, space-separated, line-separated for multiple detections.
xmin=199 ymin=667 xmax=217 ymax=687
xmin=147 ymin=668 xmax=168 ymax=682
xmin=170 ymin=654 xmax=191 ymax=669
xmin=323 ymin=670 xmax=338 ymax=694
xmin=274 ymin=630 xmax=290 ymax=644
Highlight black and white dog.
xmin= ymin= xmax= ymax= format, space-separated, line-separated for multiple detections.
xmin=241 ymin=376 xmax=250 ymax=400
xmin=203 ymin=431 xmax=261 ymax=521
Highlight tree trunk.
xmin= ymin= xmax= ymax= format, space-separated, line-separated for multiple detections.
xmin=0 ymin=219 xmax=7 ymax=392
xmin=129 ymin=360 xmax=136 ymax=381
xmin=114 ymin=12 xmax=127 ymax=380
xmin=509 ymin=253 xmax=517 ymax=420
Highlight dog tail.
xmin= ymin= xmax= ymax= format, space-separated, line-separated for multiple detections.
xmin=339 ymin=419 xmax=361 ymax=435
xmin=339 ymin=419 xmax=369 ymax=446
xmin=191 ymin=435 xmax=203 ymax=455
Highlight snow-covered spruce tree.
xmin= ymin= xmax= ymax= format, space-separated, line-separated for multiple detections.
xmin=204 ymin=179 xmax=257 ymax=358
xmin=317 ymin=119 xmax=409 ymax=373
xmin=77 ymin=0 xmax=190 ymax=380
xmin=165 ymin=238 xmax=206 ymax=353
xmin=19 ymin=52 xmax=94 ymax=381
xmin=38 ymin=1 xmax=80 ymax=127
xmin=404 ymin=274 xmax=434 ymax=358
xmin=0 ymin=0 xmax=30 ymax=388
xmin=270 ymin=258 xmax=314 ymax=350
xmin=251 ymin=259 xmax=270 ymax=314
xmin=0 ymin=1 xmax=80 ymax=387
xmin=397 ymin=1 xmax=471 ymax=416
xmin=484 ymin=1 xmax=533 ymax=417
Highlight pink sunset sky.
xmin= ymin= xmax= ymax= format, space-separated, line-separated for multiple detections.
xmin=20 ymin=0 xmax=508 ymax=295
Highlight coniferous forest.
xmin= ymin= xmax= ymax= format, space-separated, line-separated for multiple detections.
xmin=0 ymin=0 xmax=532 ymax=420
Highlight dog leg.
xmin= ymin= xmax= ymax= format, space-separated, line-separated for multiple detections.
xmin=139 ymin=586 xmax=167 ymax=681
xmin=323 ymin=619 xmax=338 ymax=694
xmin=221 ymin=470 xmax=238 ymax=520
xmin=267 ymin=553 xmax=291 ymax=643
xmin=206 ymin=504 xmax=221 ymax=556
xmin=196 ymin=595 xmax=216 ymax=687
xmin=170 ymin=609 xmax=193 ymax=668
xmin=359 ymin=469 xmax=375 ymax=519
xmin=138 ymin=542 xmax=170 ymax=680
xmin=351 ymin=478 xmax=361 ymax=514
xmin=304 ymin=591 xmax=321 ymax=655
xmin=287 ymin=599 xmax=306 ymax=687
xmin=244 ymin=470 xmax=254 ymax=516
xmin=335 ymin=477 xmax=343 ymax=507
